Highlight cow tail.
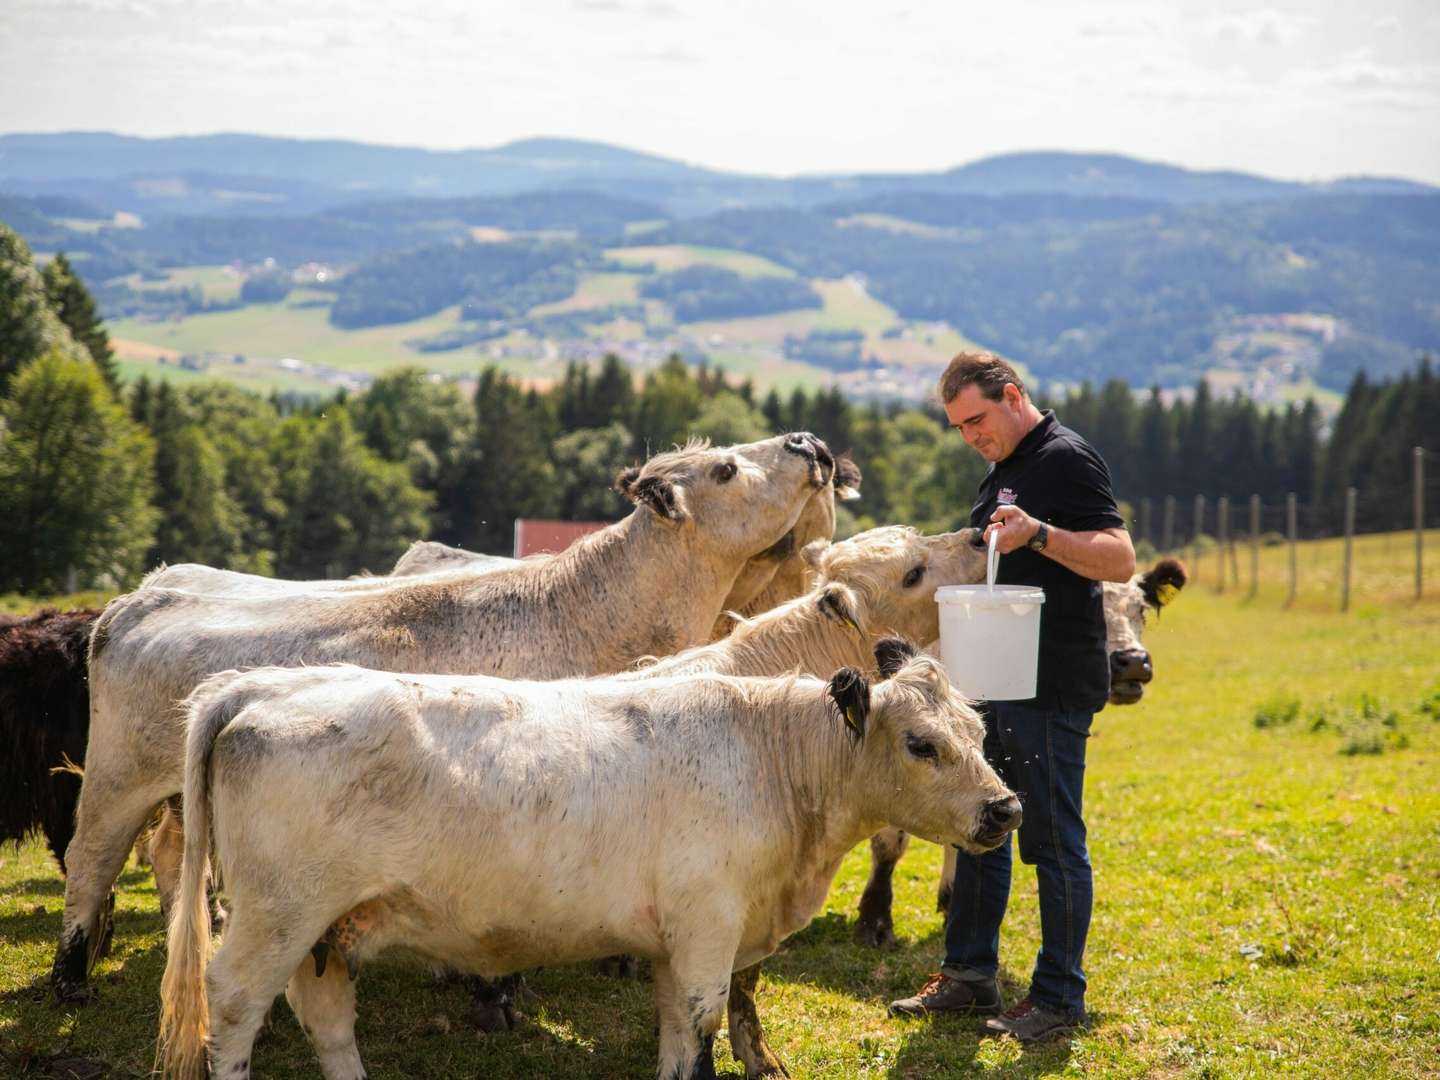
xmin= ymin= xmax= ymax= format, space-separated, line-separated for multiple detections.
xmin=158 ymin=671 xmax=249 ymax=1080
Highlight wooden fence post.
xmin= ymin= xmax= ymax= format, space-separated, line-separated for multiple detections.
xmin=1163 ymin=495 xmax=1175 ymax=553
xmin=1216 ymin=496 xmax=1229 ymax=593
xmin=1416 ymin=447 xmax=1425 ymax=601
xmin=1286 ymin=492 xmax=1298 ymax=606
xmin=1192 ymin=494 xmax=1205 ymax=583
xmin=1342 ymin=487 xmax=1356 ymax=612
xmin=1249 ymin=493 xmax=1260 ymax=599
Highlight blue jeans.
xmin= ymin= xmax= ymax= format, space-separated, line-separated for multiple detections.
xmin=942 ymin=700 xmax=1094 ymax=1015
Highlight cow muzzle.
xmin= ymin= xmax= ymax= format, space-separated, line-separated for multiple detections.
xmin=1109 ymin=648 xmax=1152 ymax=705
xmin=973 ymin=795 xmax=1023 ymax=850
xmin=783 ymin=431 xmax=835 ymax=486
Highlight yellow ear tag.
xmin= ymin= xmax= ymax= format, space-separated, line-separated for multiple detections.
xmin=844 ymin=707 xmax=863 ymax=736
xmin=1157 ymin=583 xmax=1179 ymax=606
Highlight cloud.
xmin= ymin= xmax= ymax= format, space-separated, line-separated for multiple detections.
xmin=573 ymin=0 xmax=680 ymax=14
xmin=1204 ymin=9 xmax=1311 ymax=48
xmin=633 ymin=45 xmax=701 ymax=65
xmin=1078 ymin=15 xmax=1163 ymax=40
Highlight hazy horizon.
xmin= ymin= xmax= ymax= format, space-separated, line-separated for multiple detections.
xmin=3 ymin=0 xmax=1438 ymax=185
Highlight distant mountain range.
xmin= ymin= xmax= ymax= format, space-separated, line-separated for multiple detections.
xmin=2 ymin=132 xmax=1434 ymax=219
xmin=2 ymin=132 xmax=1436 ymax=398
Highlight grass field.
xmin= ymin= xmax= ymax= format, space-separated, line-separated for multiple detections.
xmin=3 ymin=533 xmax=1438 ymax=1077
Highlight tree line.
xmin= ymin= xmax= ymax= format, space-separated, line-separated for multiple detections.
xmin=1 ymin=223 xmax=1433 ymax=596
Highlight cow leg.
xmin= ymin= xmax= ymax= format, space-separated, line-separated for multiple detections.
xmin=938 ymin=843 xmax=957 ymax=914
xmin=53 ymin=778 xmax=171 ymax=1002
xmin=853 ymin=828 xmax=908 ymax=948
xmin=207 ymin=907 xmax=320 ymax=1080
xmin=287 ymin=951 xmax=368 ymax=1080
xmin=150 ymin=797 xmax=185 ymax=923
xmin=653 ymin=934 xmax=736 ymax=1080
xmin=727 ymin=964 xmax=788 ymax=1078
xmin=466 ymin=973 xmax=526 ymax=1032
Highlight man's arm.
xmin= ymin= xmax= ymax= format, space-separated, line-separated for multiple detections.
xmin=984 ymin=505 xmax=1136 ymax=583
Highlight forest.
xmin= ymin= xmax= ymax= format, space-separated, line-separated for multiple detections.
xmin=0 ymin=223 xmax=1433 ymax=596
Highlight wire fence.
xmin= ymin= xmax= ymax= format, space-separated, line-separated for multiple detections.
xmin=1124 ymin=447 xmax=1436 ymax=610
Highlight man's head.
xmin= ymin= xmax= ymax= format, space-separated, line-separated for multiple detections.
xmin=938 ymin=351 xmax=1039 ymax=463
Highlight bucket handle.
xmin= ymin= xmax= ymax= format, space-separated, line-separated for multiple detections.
xmin=986 ymin=528 xmax=999 ymax=592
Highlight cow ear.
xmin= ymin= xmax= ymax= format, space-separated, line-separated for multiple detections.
xmin=834 ymin=453 xmax=862 ymax=501
xmin=627 ymin=475 xmax=688 ymax=525
xmin=613 ymin=466 xmax=642 ymax=498
xmin=1140 ymin=558 xmax=1188 ymax=609
xmin=817 ymin=583 xmax=862 ymax=633
xmin=801 ymin=539 xmax=829 ymax=570
xmin=828 ymin=666 xmax=870 ymax=742
xmin=873 ymin=637 xmax=917 ymax=679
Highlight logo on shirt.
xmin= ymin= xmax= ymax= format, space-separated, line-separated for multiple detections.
xmin=998 ymin=487 xmax=1018 ymax=505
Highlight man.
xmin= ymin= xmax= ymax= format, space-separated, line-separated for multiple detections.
xmin=889 ymin=351 xmax=1134 ymax=1042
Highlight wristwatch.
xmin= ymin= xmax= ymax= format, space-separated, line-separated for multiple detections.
xmin=1027 ymin=522 xmax=1049 ymax=552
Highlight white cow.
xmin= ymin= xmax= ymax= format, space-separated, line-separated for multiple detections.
xmin=53 ymin=433 xmax=835 ymax=1002
xmin=158 ymin=645 xmax=1020 ymax=1080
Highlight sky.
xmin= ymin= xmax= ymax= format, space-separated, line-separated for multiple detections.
xmin=2 ymin=0 xmax=1438 ymax=183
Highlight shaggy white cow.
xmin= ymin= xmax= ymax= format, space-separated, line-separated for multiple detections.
xmin=53 ymin=433 xmax=835 ymax=1002
xmin=159 ymin=645 xmax=1020 ymax=1080
xmin=851 ymin=557 xmax=1190 ymax=948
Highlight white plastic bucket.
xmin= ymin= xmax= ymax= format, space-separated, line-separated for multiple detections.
xmin=934 ymin=532 xmax=1045 ymax=700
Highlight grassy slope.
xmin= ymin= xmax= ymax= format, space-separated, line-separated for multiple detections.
xmin=102 ymin=244 xmax=983 ymax=397
xmin=3 ymin=534 xmax=1437 ymax=1078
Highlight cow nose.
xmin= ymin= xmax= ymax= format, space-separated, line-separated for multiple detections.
xmin=983 ymin=796 xmax=1023 ymax=834
xmin=784 ymin=432 xmax=834 ymax=477
xmin=1110 ymin=649 xmax=1152 ymax=684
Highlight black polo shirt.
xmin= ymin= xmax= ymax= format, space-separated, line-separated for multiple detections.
xmin=968 ymin=410 xmax=1125 ymax=712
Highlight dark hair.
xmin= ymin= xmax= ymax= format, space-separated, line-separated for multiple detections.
xmin=937 ymin=351 xmax=1026 ymax=404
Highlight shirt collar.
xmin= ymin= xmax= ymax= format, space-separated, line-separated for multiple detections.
xmin=1005 ymin=409 xmax=1057 ymax=462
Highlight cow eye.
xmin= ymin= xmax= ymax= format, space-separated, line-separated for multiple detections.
xmin=712 ymin=461 xmax=738 ymax=483
xmin=902 ymin=565 xmax=926 ymax=589
xmin=905 ymin=733 xmax=938 ymax=760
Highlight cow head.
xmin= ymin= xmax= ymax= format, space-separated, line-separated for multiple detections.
xmin=1102 ymin=557 xmax=1188 ymax=706
xmin=833 ymin=639 xmax=1020 ymax=854
xmin=614 ymin=433 xmax=834 ymax=560
xmin=803 ymin=525 xmax=987 ymax=646
xmin=713 ymin=451 xmax=863 ymax=631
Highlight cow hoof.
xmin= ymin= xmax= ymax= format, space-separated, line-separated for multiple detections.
xmin=595 ymin=954 xmax=642 ymax=979
xmin=851 ymin=917 xmax=896 ymax=949
xmin=52 ymin=977 xmax=97 ymax=1005
xmin=471 ymin=1002 xmax=524 ymax=1033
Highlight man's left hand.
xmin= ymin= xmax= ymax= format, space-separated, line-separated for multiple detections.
xmin=985 ymin=504 xmax=1040 ymax=554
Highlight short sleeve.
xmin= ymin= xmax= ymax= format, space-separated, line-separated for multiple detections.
xmin=1055 ymin=440 xmax=1125 ymax=533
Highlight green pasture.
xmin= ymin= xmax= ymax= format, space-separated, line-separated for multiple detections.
xmin=605 ymin=244 xmax=798 ymax=280
xmin=3 ymin=541 xmax=1436 ymax=1076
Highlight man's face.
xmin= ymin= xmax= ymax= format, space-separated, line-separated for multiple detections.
xmin=944 ymin=383 xmax=1027 ymax=463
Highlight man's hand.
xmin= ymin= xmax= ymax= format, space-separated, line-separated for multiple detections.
xmin=985 ymin=504 xmax=1039 ymax=554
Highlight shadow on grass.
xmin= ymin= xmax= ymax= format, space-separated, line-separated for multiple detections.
xmin=885 ymin=1012 xmax=1103 ymax=1079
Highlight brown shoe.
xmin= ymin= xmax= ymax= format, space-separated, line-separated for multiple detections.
xmin=888 ymin=972 xmax=1001 ymax=1018
xmin=982 ymin=997 xmax=1086 ymax=1042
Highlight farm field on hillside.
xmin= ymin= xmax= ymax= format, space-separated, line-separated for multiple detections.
xmin=99 ymin=243 xmax=987 ymax=398
xmin=2 ymin=532 xmax=1437 ymax=1077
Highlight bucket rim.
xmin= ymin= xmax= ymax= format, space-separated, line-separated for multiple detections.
xmin=934 ymin=584 xmax=1046 ymax=606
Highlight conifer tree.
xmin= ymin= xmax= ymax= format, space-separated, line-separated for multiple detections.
xmin=43 ymin=252 xmax=120 ymax=393
xmin=0 ymin=225 xmax=89 ymax=390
